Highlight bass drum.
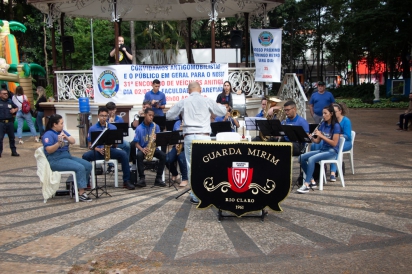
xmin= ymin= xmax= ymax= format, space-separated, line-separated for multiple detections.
xmin=232 ymin=93 xmax=246 ymax=117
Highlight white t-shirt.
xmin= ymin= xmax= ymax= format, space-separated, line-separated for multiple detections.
xmin=12 ymin=95 xmax=27 ymax=111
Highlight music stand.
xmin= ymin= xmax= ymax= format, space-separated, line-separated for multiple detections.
xmin=112 ymin=122 xmax=129 ymax=136
xmin=165 ymin=120 xmax=177 ymax=131
xmin=89 ymin=129 xmax=123 ymax=198
xmin=152 ymin=131 xmax=181 ymax=190
xmin=280 ymin=125 xmax=313 ymax=191
xmin=139 ymin=116 xmax=166 ymax=131
xmin=210 ymin=121 xmax=232 ymax=136
xmin=256 ymin=119 xmax=286 ymax=139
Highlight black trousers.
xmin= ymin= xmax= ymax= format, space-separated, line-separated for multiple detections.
xmin=0 ymin=121 xmax=17 ymax=154
xmin=136 ymin=149 xmax=166 ymax=179
xmin=399 ymin=113 xmax=412 ymax=130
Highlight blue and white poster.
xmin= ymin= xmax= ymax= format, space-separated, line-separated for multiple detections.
xmin=250 ymin=29 xmax=282 ymax=82
xmin=93 ymin=64 xmax=229 ymax=104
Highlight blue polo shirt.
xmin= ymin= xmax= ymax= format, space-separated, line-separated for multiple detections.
xmin=256 ymin=110 xmax=264 ymax=118
xmin=42 ymin=129 xmax=71 ymax=156
xmin=144 ymin=90 xmax=166 ymax=116
xmin=133 ymin=122 xmax=160 ymax=148
xmin=87 ymin=122 xmax=117 ymax=149
xmin=173 ymin=120 xmax=181 ymax=131
xmin=282 ymin=114 xmax=309 ymax=141
xmin=107 ymin=115 xmax=124 ymax=123
xmin=309 ymin=91 xmax=335 ymax=116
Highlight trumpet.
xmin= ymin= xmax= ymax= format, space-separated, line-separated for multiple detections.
xmin=230 ymin=109 xmax=240 ymax=118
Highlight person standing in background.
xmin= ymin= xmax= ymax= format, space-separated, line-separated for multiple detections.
xmin=35 ymin=86 xmax=47 ymax=139
xmin=144 ymin=79 xmax=166 ymax=117
xmin=12 ymin=86 xmax=38 ymax=144
xmin=0 ymin=88 xmax=19 ymax=157
xmin=309 ymin=81 xmax=335 ymax=123
xmin=109 ymin=36 xmax=133 ymax=64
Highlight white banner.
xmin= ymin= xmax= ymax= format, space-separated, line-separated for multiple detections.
xmin=93 ymin=64 xmax=228 ymax=104
xmin=250 ymin=29 xmax=282 ymax=82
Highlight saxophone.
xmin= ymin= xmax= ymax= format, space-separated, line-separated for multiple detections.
xmin=104 ymin=122 xmax=111 ymax=161
xmin=176 ymin=120 xmax=184 ymax=155
xmin=145 ymin=122 xmax=157 ymax=161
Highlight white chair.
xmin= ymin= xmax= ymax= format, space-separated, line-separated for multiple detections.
xmin=91 ymin=159 xmax=119 ymax=189
xmin=34 ymin=147 xmax=79 ymax=203
xmin=216 ymin=132 xmax=241 ymax=141
xmin=318 ymin=137 xmax=345 ymax=191
xmin=342 ymin=130 xmax=356 ymax=174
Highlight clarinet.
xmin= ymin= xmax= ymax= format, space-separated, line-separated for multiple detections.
xmin=310 ymin=118 xmax=324 ymax=140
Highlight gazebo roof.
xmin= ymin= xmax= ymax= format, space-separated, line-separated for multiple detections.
xmin=28 ymin=0 xmax=283 ymax=22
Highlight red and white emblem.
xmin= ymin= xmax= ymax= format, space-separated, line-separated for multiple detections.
xmin=228 ymin=162 xmax=253 ymax=193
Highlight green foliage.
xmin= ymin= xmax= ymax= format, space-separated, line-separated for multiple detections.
xmin=331 ymin=83 xmax=375 ymax=100
xmin=45 ymin=84 xmax=53 ymax=99
xmin=336 ymin=98 xmax=408 ymax=109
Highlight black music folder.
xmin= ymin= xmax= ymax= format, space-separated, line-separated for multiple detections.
xmin=210 ymin=121 xmax=232 ymax=136
xmin=112 ymin=122 xmax=129 ymax=136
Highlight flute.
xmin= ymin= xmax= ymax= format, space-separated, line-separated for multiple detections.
xmin=310 ymin=118 xmax=324 ymax=140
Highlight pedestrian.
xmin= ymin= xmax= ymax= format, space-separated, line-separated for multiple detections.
xmin=35 ymin=86 xmax=47 ymax=139
xmin=12 ymin=86 xmax=38 ymax=144
xmin=0 ymin=87 xmax=19 ymax=157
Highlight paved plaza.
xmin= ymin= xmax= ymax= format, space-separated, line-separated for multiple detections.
xmin=1 ymin=108 xmax=412 ymax=273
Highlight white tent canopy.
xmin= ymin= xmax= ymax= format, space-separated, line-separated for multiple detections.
xmin=28 ymin=0 xmax=283 ymax=22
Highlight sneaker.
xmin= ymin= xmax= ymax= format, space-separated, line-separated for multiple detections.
xmin=136 ymin=178 xmax=146 ymax=187
xmin=154 ymin=177 xmax=166 ymax=187
xmin=309 ymin=182 xmax=317 ymax=189
xmin=79 ymin=193 xmax=92 ymax=202
xmin=330 ymin=175 xmax=336 ymax=182
xmin=123 ymin=181 xmax=135 ymax=190
xmin=297 ymin=184 xmax=310 ymax=194
xmin=190 ymin=197 xmax=199 ymax=205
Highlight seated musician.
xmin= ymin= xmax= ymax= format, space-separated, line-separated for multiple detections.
xmin=130 ymin=100 xmax=151 ymax=166
xmin=252 ymin=97 xmax=282 ymax=141
xmin=214 ymin=102 xmax=240 ymax=132
xmin=106 ymin=101 xmax=130 ymax=169
xmin=281 ymin=101 xmax=309 ymax=156
xmin=133 ymin=108 xmax=166 ymax=188
xmin=82 ymin=107 xmax=135 ymax=190
xmin=165 ymin=115 xmax=188 ymax=187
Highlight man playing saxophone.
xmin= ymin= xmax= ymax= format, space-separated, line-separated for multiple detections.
xmin=133 ymin=108 xmax=166 ymax=187
xmin=82 ymin=107 xmax=135 ymax=190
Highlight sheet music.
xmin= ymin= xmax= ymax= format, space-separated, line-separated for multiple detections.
xmin=91 ymin=128 xmax=107 ymax=148
xmin=244 ymin=117 xmax=266 ymax=130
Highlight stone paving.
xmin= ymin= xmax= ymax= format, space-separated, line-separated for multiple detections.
xmin=1 ymin=108 xmax=412 ymax=273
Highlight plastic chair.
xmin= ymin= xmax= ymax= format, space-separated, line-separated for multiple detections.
xmin=216 ymin=132 xmax=241 ymax=141
xmin=91 ymin=159 xmax=119 ymax=189
xmin=34 ymin=147 xmax=79 ymax=203
xmin=318 ymin=137 xmax=345 ymax=191
xmin=342 ymin=131 xmax=356 ymax=174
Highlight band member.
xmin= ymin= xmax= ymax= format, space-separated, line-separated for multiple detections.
xmin=144 ymin=79 xmax=166 ymax=117
xmin=130 ymin=100 xmax=151 ymax=166
xmin=216 ymin=81 xmax=234 ymax=108
xmin=165 ymin=116 xmax=188 ymax=187
xmin=106 ymin=102 xmax=130 ymax=164
xmin=82 ymin=107 xmax=135 ymax=190
xmin=281 ymin=101 xmax=309 ymax=156
xmin=298 ymin=104 xmax=341 ymax=194
xmin=42 ymin=114 xmax=92 ymax=201
xmin=214 ymin=101 xmax=240 ymax=132
xmin=133 ymin=108 xmax=166 ymax=187
xmin=166 ymin=81 xmax=226 ymax=205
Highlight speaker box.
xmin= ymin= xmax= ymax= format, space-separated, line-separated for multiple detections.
xmin=230 ymin=30 xmax=243 ymax=48
xmin=62 ymin=36 xmax=75 ymax=53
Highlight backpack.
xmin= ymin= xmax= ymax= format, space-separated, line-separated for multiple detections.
xmin=16 ymin=95 xmax=31 ymax=114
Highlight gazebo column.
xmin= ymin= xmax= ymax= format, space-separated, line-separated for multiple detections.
xmin=187 ymin=17 xmax=193 ymax=64
xmin=244 ymin=12 xmax=249 ymax=67
xmin=51 ymin=21 xmax=58 ymax=100
xmin=114 ymin=21 xmax=120 ymax=64
xmin=61 ymin=13 xmax=66 ymax=70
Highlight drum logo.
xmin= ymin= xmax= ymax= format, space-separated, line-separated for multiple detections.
xmin=97 ymin=70 xmax=119 ymax=98
xmin=258 ymin=31 xmax=274 ymax=47
xmin=228 ymin=162 xmax=253 ymax=193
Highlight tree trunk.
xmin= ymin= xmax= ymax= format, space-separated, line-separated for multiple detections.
xmin=130 ymin=21 xmax=136 ymax=64
xmin=43 ymin=14 xmax=49 ymax=86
